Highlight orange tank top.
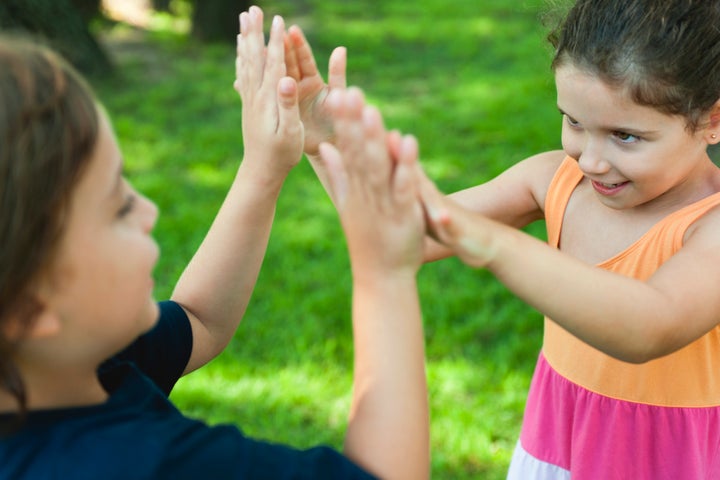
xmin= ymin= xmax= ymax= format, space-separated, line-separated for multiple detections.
xmin=543 ymin=156 xmax=720 ymax=407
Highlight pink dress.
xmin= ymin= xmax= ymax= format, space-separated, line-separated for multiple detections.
xmin=508 ymin=157 xmax=720 ymax=479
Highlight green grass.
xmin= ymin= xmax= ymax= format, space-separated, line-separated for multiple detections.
xmin=93 ymin=1 xmax=560 ymax=478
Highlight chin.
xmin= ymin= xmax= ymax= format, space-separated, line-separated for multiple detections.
xmin=139 ymin=300 xmax=161 ymax=334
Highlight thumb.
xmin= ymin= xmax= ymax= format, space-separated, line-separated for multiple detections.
xmin=277 ymin=76 xmax=298 ymax=110
xmin=415 ymin=163 xmax=451 ymax=232
xmin=276 ymin=76 xmax=301 ymax=136
xmin=328 ymin=46 xmax=347 ymax=89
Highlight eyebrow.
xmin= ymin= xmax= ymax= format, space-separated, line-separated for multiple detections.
xmin=557 ymin=106 xmax=659 ymax=136
xmin=108 ymin=163 xmax=124 ymax=200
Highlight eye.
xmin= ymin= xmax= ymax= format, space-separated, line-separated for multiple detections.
xmin=564 ymin=114 xmax=581 ymax=129
xmin=613 ymin=131 xmax=640 ymax=144
xmin=117 ymin=194 xmax=136 ymax=218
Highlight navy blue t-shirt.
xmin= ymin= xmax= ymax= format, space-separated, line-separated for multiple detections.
xmin=0 ymin=301 xmax=377 ymax=479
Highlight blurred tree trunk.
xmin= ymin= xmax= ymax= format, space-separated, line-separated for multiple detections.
xmin=152 ymin=0 xmax=172 ymax=12
xmin=191 ymin=0 xmax=253 ymax=43
xmin=0 ymin=0 xmax=112 ymax=76
xmin=70 ymin=0 xmax=103 ymax=23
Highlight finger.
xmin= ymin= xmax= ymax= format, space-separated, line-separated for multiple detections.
xmin=386 ymin=130 xmax=403 ymax=162
xmin=329 ymin=87 xmax=365 ymax=135
xmin=358 ymin=105 xmax=391 ymax=184
xmin=391 ymin=135 xmax=419 ymax=208
xmin=238 ymin=7 xmax=266 ymax=93
xmin=234 ymin=11 xmax=248 ymax=96
xmin=328 ymin=46 xmax=347 ymax=89
xmin=398 ymin=134 xmax=419 ymax=167
xmin=319 ymin=142 xmax=349 ymax=209
xmin=325 ymin=88 xmax=344 ymax=117
xmin=416 ymin=164 xmax=450 ymax=227
xmin=264 ymin=15 xmax=287 ymax=90
xmin=288 ymin=25 xmax=319 ymax=79
xmin=284 ymin=32 xmax=301 ymax=80
xmin=234 ymin=33 xmax=243 ymax=96
xmin=332 ymin=88 xmax=367 ymax=175
xmin=276 ymin=77 xmax=301 ymax=133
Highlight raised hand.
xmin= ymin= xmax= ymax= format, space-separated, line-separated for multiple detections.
xmin=417 ymin=168 xmax=499 ymax=268
xmin=318 ymin=86 xmax=429 ymax=479
xmin=319 ymin=87 xmax=424 ymax=276
xmin=285 ymin=25 xmax=347 ymax=157
xmin=235 ymin=6 xmax=303 ymax=175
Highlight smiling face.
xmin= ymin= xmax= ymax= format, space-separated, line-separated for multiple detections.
xmin=556 ymin=63 xmax=715 ymax=212
xmin=39 ymin=108 xmax=161 ymax=366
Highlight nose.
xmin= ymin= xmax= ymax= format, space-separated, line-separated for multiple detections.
xmin=577 ymin=150 xmax=610 ymax=176
xmin=137 ymin=194 xmax=159 ymax=234
xmin=572 ymin=136 xmax=610 ymax=176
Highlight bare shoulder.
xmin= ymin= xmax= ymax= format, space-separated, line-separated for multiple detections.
xmin=686 ymin=201 xmax=720 ymax=246
xmin=490 ymin=149 xmax=567 ymax=214
xmin=518 ymin=150 xmax=568 ymax=205
xmin=519 ymin=149 xmax=567 ymax=169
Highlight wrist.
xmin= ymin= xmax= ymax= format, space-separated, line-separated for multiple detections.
xmin=352 ymin=266 xmax=419 ymax=290
xmin=233 ymin=161 xmax=288 ymax=203
xmin=238 ymin=156 xmax=290 ymax=189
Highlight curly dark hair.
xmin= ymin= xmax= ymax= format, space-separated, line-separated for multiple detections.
xmin=548 ymin=0 xmax=720 ymax=131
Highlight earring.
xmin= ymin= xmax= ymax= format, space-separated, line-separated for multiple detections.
xmin=713 ymin=134 xmax=718 ymax=140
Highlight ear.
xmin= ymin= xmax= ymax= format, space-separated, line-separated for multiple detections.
xmin=2 ymin=276 xmax=63 ymax=342
xmin=1 ymin=299 xmax=61 ymax=342
xmin=706 ymin=99 xmax=720 ymax=145
xmin=26 ymin=309 xmax=61 ymax=339
xmin=28 ymin=280 xmax=63 ymax=340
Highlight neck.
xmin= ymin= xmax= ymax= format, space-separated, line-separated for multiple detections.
xmin=1 ymin=365 xmax=108 ymax=413
xmin=0 ymin=390 xmax=21 ymax=414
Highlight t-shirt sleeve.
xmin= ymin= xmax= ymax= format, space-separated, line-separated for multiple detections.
xmin=105 ymin=300 xmax=192 ymax=395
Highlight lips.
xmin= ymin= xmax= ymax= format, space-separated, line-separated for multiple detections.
xmin=591 ymin=180 xmax=629 ymax=196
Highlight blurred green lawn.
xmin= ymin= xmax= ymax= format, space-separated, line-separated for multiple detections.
xmin=93 ymin=1 xmax=560 ymax=477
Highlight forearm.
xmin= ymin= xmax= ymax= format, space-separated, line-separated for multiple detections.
xmin=423 ymin=236 xmax=454 ymax=263
xmin=344 ymin=272 xmax=429 ymax=480
xmin=171 ymin=160 xmax=285 ymax=355
xmin=306 ymin=152 xmax=339 ymax=208
xmin=481 ymin=219 xmax=681 ymax=362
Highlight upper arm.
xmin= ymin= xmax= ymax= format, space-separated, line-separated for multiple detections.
xmin=179 ymin=305 xmax=225 ymax=375
xmin=645 ymin=206 xmax=720 ymax=353
xmin=108 ymin=301 xmax=193 ymax=393
xmin=424 ymin=150 xmax=565 ymax=262
xmin=449 ymin=150 xmax=565 ymax=226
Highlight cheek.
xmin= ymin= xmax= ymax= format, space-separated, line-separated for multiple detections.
xmin=561 ymin=126 xmax=582 ymax=160
xmin=91 ymin=233 xmax=158 ymax=299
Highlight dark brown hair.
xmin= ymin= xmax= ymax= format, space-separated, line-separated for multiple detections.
xmin=548 ymin=0 xmax=720 ymax=131
xmin=0 ymin=35 xmax=99 ymax=416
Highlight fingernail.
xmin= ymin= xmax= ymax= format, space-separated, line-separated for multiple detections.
xmin=326 ymin=90 xmax=341 ymax=109
xmin=279 ymin=77 xmax=294 ymax=95
xmin=272 ymin=15 xmax=282 ymax=29
xmin=428 ymin=205 xmax=442 ymax=222
xmin=239 ymin=12 xmax=247 ymax=32
xmin=402 ymin=135 xmax=417 ymax=157
xmin=362 ymin=106 xmax=376 ymax=128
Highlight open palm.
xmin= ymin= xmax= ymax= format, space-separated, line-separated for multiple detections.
xmin=285 ymin=25 xmax=347 ymax=156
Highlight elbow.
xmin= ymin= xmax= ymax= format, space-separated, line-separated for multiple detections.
xmin=611 ymin=325 xmax=683 ymax=365
xmin=616 ymin=350 xmax=658 ymax=365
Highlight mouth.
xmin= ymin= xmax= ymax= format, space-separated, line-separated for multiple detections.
xmin=591 ymin=180 xmax=629 ymax=196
